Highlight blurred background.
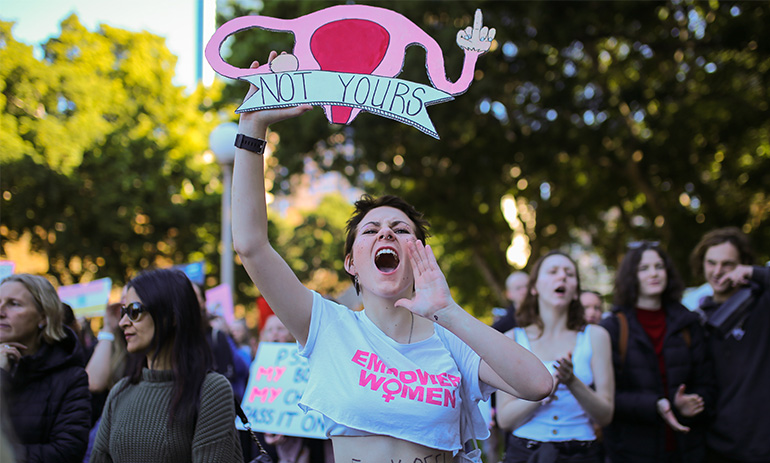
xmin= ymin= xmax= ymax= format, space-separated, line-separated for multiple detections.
xmin=1 ymin=0 xmax=768 ymax=324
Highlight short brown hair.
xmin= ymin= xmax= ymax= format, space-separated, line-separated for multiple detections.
xmin=343 ymin=195 xmax=430 ymax=284
xmin=690 ymin=227 xmax=754 ymax=279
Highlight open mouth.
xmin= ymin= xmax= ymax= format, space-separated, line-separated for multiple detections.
xmin=555 ymin=285 xmax=566 ymax=294
xmin=375 ymin=247 xmax=400 ymax=273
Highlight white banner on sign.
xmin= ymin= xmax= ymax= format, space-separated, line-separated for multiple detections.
xmin=238 ymin=71 xmax=453 ymax=139
xmin=238 ymin=342 xmax=326 ymax=439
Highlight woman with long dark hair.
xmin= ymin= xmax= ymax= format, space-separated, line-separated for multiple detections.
xmin=90 ymin=269 xmax=243 ymax=462
xmin=600 ymin=242 xmax=714 ymax=463
xmin=496 ymin=251 xmax=614 ymax=463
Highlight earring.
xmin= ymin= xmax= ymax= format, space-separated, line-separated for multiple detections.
xmin=354 ymin=274 xmax=360 ymax=295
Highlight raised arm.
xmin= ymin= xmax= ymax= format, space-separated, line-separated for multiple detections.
xmin=86 ymin=303 xmax=121 ymax=392
xmin=232 ymin=53 xmax=314 ymax=345
xmin=395 ymin=240 xmax=553 ymax=401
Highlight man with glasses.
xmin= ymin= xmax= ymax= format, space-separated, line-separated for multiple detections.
xmin=690 ymin=227 xmax=770 ymax=463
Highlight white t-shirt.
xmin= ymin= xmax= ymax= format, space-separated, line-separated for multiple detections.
xmin=297 ymin=291 xmax=493 ymax=451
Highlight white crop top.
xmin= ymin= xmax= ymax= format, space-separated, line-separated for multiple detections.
xmin=297 ymin=291 xmax=494 ymax=451
xmin=509 ymin=326 xmax=596 ymax=442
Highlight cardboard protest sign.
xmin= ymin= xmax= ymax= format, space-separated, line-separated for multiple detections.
xmin=206 ymin=5 xmax=495 ymax=139
xmin=58 ymin=277 xmax=112 ymax=318
xmin=0 ymin=261 xmax=15 ymax=283
xmin=238 ymin=342 xmax=326 ymax=439
xmin=174 ymin=261 xmax=206 ymax=286
xmin=205 ymin=283 xmax=234 ymax=324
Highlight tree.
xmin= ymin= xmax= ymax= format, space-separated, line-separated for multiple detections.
xmin=216 ymin=0 xmax=770 ymax=314
xmin=1 ymin=16 xmax=228 ymax=291
xmin=271 ymin=192 xmax=354 ymax=296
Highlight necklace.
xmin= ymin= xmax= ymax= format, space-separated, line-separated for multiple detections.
xmin=408 ymin=312 xmax=414 ymax=344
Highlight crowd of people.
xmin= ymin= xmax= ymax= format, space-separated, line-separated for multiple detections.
xmin=1 ymin=53 xmax=768 ymax=463
xmin=0 ymin=209 xmax=767 ymax=463
xmin=484 ymin=229 xmax=768 ymax=463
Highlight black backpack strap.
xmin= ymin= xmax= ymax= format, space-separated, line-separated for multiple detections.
xmin=233 ymin=398 xmax=271 ymax=460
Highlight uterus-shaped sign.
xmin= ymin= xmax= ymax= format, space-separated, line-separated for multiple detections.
xmin=206 ymin=5 xmax=495 ymax=139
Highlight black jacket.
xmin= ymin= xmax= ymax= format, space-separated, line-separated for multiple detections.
xmin=491 ymin=302 xmax=518 ymax=333
xmin=600 ymin=302 xmax=715 ymax=463
xmin=1 ymin=327 xmax=91 ymax=463
xmin=699 ymin=266 xmax=770 ymax=462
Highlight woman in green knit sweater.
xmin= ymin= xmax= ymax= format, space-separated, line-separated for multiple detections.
xmin=90 ymin=269 xmax=243 ymax=463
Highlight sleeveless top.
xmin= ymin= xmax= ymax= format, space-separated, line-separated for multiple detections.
xmin=509 ymin=326 xmax=596 ymax=442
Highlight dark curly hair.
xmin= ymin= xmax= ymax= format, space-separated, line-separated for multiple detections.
xmin=689 ymin=227 xmax=755 ymax=279
xmin=516 ymin=251 xmax=585 ymax=335
xmin=613 ymin=242 xmax=684 ymax=308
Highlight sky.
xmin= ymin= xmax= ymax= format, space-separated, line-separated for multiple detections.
xmin=1 ymin=0 xmax=208 ymax=89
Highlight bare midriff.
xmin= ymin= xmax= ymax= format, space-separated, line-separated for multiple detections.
xmin=331 ymin=435 xmax=453 ymax=463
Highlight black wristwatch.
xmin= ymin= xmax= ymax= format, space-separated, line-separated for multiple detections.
xmin=234 ymin=134 xmax=266 ymax=154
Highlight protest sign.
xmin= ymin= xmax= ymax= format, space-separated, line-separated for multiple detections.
xmin=0 ymin=261 xmax=15 ymax=283
xmin=238 ymin=342 xmax=326 ymax=439
xmin=58 ymin=277 xmax=112 ymax=318
xmin=206 ymin=5 xmax=495 ymax=139
xmin=205 ymin=283 xmax=234 ymax=324
xmin=174 ymin=261 xmax=205 ymax=286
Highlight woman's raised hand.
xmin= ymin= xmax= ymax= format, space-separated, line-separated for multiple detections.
xmin=395 ymin=240 xmax=454 ymax=320
xmin=237 ymin=51 xmax=312 ymax=137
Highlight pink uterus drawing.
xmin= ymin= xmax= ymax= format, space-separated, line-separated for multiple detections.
xmin=206 ymin=5 xmax=496 ymax=125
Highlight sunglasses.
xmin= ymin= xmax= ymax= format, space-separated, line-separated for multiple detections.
xmin=120 ymin=302 xmax=147 ymax=322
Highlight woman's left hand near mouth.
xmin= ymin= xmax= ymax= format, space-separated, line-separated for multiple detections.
xmin=395 ymin=240 xmax=455 ymax=320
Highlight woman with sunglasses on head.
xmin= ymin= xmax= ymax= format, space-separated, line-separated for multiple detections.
xmin=90 ymin=269 xmax=243 ymax=463
xmin=0 ymin=274 xmax=91 ymax=463
xmin=600 ymin=242 xmax=714 ymax=463
xmin=496 ymin=251 xmax=614 ymax=463
xmin=230 ymin=52 xmax=553 ymax=462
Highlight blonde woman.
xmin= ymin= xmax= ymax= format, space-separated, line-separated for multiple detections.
xmin=0 ymin=274 xmax=91 ymax=462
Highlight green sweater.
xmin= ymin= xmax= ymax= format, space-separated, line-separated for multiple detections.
xmin=90 ymin=369 xmax=243 ymax=463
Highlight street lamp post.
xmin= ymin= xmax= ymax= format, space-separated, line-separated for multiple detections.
xmin=208 ymin=122 xmax=239 ymax=298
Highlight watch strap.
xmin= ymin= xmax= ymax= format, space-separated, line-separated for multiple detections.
xmin=234 ymin=134 xmax=266 ymax=154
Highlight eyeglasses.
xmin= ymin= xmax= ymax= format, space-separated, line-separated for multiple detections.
xmin=120 ymin=302 xmax=147 ymax=322
xmin=627 ymin=240 xmax=660 ymax=249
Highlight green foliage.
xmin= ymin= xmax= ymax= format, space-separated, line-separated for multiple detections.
xmin=271 ymin=193 xmax=354 ymax=296
xmin=1 ymin=16 xmax=226 ymax=290
xmin=218 ymin=1 xmax=770 ymax=313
